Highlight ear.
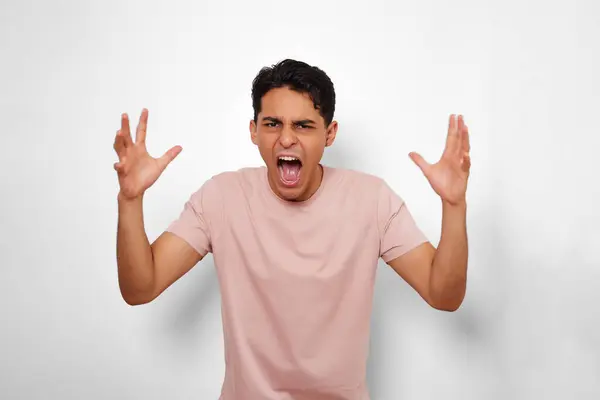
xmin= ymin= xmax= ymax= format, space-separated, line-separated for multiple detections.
xmin=325 ymin=121 xmax=338 ymax=147
xmin=250 ymin=119 xmax=258 ymax=145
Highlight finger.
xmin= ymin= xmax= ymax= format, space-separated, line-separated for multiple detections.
xmin=120 ymin=113 xmax=134 ymax=147
xmin=113 ymin=130 xmax=126 ymax=157
xmin=462 ymin=123 xmax=471 ymax=153
xmin=443 ymin=114 xmax=460 ymax=156
xmin=457 ymin=114 xmax=465 ymax=132
xmin=409 ymin=151 xmax=431 ymax=175
xmin=457 ymin=114 xmax=464 ymax=143
xmin=114 ymin=157 xmax=131 ymax=174
xmin=157 ymin=145 xmax=183 ymax=171
xmin=136 ymin=108 xmax=148 ymax=144
xmin=114 ymin=161 xmax=125 ymax=173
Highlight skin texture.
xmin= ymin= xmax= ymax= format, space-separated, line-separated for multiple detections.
xmin=387 ymin=114 xmax=471 ymax=311
xmin=114 ymin=110 xmax=202 ymax=305
xmin=250 ymin=86 xmax=338 ymax=202
xmin=114 ymin=110 xmax=182 ymax=201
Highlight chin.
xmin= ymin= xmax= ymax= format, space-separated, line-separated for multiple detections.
xmin=278 ymin=190 xmax=304 ymax=202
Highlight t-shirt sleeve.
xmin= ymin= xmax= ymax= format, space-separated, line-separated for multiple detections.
xmin=378 ymin=180 xmax=429 ymax=263
xmin=166 ymin=178 xmax=221 ymax=257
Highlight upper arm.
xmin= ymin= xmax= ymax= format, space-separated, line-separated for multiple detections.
xmin=148 ymin=178 xmax=221 ymax=302
xmin=149 ymin=231 xmax=205 ymax=301
xmin=387 ymin=242 xmax=436 ymax=305
xmin=377 ymin=179 xmax=434 ymax=305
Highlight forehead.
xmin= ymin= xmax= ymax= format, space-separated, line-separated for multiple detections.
xmin=260 ymin=87 xmax=322 ymax=121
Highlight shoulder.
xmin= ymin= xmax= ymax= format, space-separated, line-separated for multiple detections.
xmin=190 ymin=166 xmax=264 ymax=205
xmin=325 ymin=166 xmax=387 ymax=194
xmin=183 ymin=166 xmax=263 ymax=220
xmin=325 ymin=166 xmax=407 ymax=210
xmin=207 ymin=165 xmax=264 ymax=192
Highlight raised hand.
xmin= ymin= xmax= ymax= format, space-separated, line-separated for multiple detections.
xmin=409 ymin=114 xmax=471 ymax=206
xmin=113 ymin=109 xmax=182 ymax=200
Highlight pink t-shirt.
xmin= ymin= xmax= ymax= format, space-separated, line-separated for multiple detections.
xmin=167 ymin=165 xmax=428 ymax=400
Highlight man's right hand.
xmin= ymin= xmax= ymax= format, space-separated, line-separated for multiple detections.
xmin=113 ymin=108 xmax=182 ymax=200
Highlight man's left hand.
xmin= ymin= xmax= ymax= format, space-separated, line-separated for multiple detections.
xmin=409 ymin=114 xmax=471 ymax=206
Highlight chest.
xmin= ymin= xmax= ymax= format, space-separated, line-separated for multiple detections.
xmin=213 ymin=194 xmax=380 ymax=280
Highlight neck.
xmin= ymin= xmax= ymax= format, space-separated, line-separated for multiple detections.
xmin=297 ymin=164 xmax=324 ymax=202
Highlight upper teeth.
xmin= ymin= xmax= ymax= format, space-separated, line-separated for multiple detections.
xmin=279 ymin=156 xmax=298 ymax=161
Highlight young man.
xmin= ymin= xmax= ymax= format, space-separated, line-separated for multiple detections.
xmin=114 ymin=59 xmax=470 ymax=400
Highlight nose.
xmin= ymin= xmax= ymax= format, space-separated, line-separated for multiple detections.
xmin=278 ymin=125 xmax=298 ymax=148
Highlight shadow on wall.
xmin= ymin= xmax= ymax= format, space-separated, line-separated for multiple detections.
xmin=365 ymin=190 xmax=510 ymax=399
xmin=146 ymin=256 xmax=220 ymax=360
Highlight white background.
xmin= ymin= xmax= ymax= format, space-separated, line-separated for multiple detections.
xmin=1 ymin=0 xmax=599 ymax=399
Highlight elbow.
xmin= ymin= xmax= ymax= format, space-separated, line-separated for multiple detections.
xmin=122 ymin=295 xmax=150 ymax=306
xmin=122 ymin=294 xmax=154 ymax=306
xmin=428 ymin=283 xmax=466 ymax=312
xmin=120 ymin=286 xmax=155 ymax=306
xmin=118 ymin=271 xmax=157 ymax=306
xmin=432 ymin=299 xmax=463 ymax=312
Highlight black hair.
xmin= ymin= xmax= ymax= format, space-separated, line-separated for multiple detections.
xmin=251 ymin=59 xmax=336 ymax=126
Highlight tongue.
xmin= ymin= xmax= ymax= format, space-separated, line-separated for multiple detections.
xmin=280 ymin=162 xmax=301 ymax=182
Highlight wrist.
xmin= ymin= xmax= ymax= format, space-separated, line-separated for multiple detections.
xmin=442 ymin=198 xmax=467 ymax=212
xmin=117 ymin=191 xmax=144 ymax=206
xmin=442 ymin=198 xmax=467 ymax=208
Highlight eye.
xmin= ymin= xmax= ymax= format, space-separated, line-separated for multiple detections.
xmin=264 ymin=122 xmax=278 ymax=128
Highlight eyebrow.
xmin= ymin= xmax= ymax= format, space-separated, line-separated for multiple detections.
xmin=262 ymin=117 xmax=316 ymax=125
xmin=294 ymin=119 xmax=316 ymax=125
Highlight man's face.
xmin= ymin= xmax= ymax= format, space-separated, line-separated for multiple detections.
xmin=250 ymin=86 xmax=337 ymax=202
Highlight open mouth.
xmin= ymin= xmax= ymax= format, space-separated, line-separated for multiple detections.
xmin=277 ymin=156 xmax=302 ymax=187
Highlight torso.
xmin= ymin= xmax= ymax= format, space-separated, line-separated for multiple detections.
xmin=211 ymin=166 xmax=383 ymax=400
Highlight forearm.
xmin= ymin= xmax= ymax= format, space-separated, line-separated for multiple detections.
xmin=116 ymin=193 xmax=155 ymax=305
xmin=429 ymin=200 xmax=468 ymax=310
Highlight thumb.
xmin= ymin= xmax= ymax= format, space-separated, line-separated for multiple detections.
xmin=409 ymin=152 xmax=430 ymax=175
xmin=157 ymin=145 xmax=182 ymax=171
